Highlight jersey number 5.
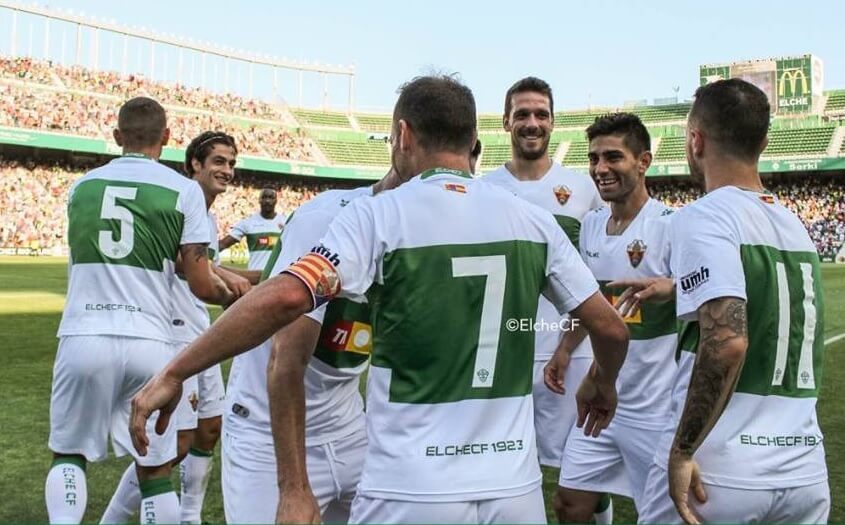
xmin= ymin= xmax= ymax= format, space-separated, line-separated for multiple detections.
xmin=452 ymin=255 xmax=507 ymax=389
xmin=98 ymin=186 xmax=138 ymax=259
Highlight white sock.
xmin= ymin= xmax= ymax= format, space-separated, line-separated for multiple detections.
xmin=45 ymin=458 xmax=88 ymax=524
xmin=179 ymin=449 xmax=213 ymax=524
xmin=139 ymin=478 xmax=180 ymax=525
xmin=594 ymin=495 xmax=613 ymax=525
xmin=100 ymin=463 xmax=140 ymax=524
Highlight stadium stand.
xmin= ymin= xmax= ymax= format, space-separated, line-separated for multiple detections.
xmin=479 ymin=142 xmax=511 ymax=170
xmin=290 ymin=108 xmax=352 ymax=128
xmin=3 ymin=158 xmax=840 ymax=261
xmin=764 ymin=127 xmax=836 ymax=157
xmin=654 ymin=136 xmax=687 ymax=162
xmin=478 ymin=115 xmax=504 ymax=132
xmin=355 ymin=113 xmax=392 ymax=132
xmin=0 ymin=56 xmax=54 ymax=84
xmin=314 ymin=136 xmax=390 ymax=166
xmin=563 ymin=140 xmax=590 ymax=166
xmin=825 ymin=90 xmax=845 ymax=113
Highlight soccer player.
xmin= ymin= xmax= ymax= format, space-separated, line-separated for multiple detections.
xmin=624 ymin=79 xmax=828 ymax=524
xmin=45 ymin=97 xmax=232 ymax=524
xmin=544 ymin=113 xmax=678 ymax=522
xmin=219 ymin=186 xmax=285 ymax=272
xmin=129 ymin=74 xmax=629 ymax=524
xmin=99 ymin=131 xmax=244 ymax=524
xmin=481 ymin=76 xmax=610 ymax=521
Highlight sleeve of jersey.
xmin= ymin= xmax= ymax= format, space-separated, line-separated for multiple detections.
xmin=282 ymin=200 xmax=379 ymax=311
xmin=273 ymin=210 xmax=334 ymax=324
xmin=543 ymin=221 xmax=600 ymax=314
xmin=670 ymin=205 xmax=746 ymax=321
xmin=179 ymin=181 xmax=211 ymax=245
xmin=228 ymin=218 xmax=247 ymax=240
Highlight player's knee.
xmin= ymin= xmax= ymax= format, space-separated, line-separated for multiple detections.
xmin=554 ymin=488 xmax=595 ymax=524
xmin=136 ymin=462 xmax=171 ymax=482
xmin=173 ymin=430 xmax=194 ymax=465
xmin=195 ymin=416 xmax=222 ymax=449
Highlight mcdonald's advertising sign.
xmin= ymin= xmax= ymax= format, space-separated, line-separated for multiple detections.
xmin=776 ymin=57 xmax=813 ymax=113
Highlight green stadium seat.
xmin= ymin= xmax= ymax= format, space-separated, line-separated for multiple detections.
xmin=315 ymin=137 xmax=390 ymax=166
xmin=291 ymin=108 xmax=352 ymax=128
xmin=563 ymin=141 xmax=590 ymax=166
xmin=478 ymin=115 xmax=504 ymax=132
xmin=763 ymin=127 xmax=835 ymax=157
xmin=825 ymin=91 xmax=845 ymax=113
xmin=654 ymin=136 xmax=687 ymax=163
xmin=355 ymin=113 xmax=392 ymax=132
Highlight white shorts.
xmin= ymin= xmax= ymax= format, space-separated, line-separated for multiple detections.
xmin=533 ymin=357 xmax=591 ymax=467
xmin=638 ymin=462 xmax=831 ymax=524
xmin=174 ymin=374 xmax=199 ymax=431
xmin=559 ymin=420 xmax=659 ymax=507
xmin=197 ymin=363 xmax=225 ymax=419
xmin=349 ymin=486 xmax=546 ymax=524
xmin=48 ymin=335 xmax=178 ymax=467
xmin=222 ymin=426 xmax=367 ymax=524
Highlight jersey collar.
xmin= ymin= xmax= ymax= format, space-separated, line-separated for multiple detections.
xmin=419 ymin=167 xmax=472 ymax=180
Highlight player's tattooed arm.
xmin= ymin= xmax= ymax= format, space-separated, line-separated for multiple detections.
xmin=187 ymin=243 xmax=209 ymax=263
xmin=671 ymin=297 xmax=748 ymax=458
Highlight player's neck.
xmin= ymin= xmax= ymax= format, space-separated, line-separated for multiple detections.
xmin=608 ymin=187 xmax=649 ymax=235
xmin=260 ymin=210 xmax=276 ymax=219
xmin=372 ymin=168 xmax=403 ymax=195
xmin=203 ymin=192 xmax=216 ymax=211
xmin=414 ymin=152 xmax=472 ymax=178
xmin=703 ymin=158 xmax=764 ymax=193
xmin=506 ymin=156 xmax=551 ymax=182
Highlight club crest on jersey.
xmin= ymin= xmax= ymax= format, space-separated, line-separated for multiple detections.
xmin=553 ymin=185 xmax=572 ymax=205
xmin=627 ymin=239 xmax=647 ymax=268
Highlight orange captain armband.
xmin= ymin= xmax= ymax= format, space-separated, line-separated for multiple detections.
xmin=282 ymin=252 xmax=342 ymax=310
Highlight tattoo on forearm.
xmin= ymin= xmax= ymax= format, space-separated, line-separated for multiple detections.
xmin=673 ymin=297 xmax=748 ymax=456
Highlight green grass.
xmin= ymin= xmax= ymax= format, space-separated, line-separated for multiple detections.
xmin=1 ymin=256 xmax=844 ymax=523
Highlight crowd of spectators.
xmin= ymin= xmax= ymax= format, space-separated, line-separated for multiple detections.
xmin=0 ymin=55 xmax=317 ymax=162
xmin=649 ymin=178 xmax=845 ymax=259
xmin=2 ymin=159 xmax=843 ymax=261
xmin=0 ymin=159 xmax=340 ymax=252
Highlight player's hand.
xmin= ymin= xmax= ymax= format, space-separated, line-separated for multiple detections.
xmin=276 ymin=487 xmax=321 ymax=525
xmin=129 ymin=371 xmax=183 ymax=456
xmin=218 ymin=270 xmax=252 ymax=299
xmin=668 ymin=450 xmax=707 ymax=525
xmin=575 ymin=363 xmax=617 ymax=438
xmin=609 ymin=277 xmax=674 ymax=318
xmin=543 ymin=348 xmax=571 ymax=395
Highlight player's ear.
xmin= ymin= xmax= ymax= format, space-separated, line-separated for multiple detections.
xmin=398 ymin=119 xmax=412 ymax=152
xmin=639 ymin=150 xmax=653 ymax=175
xmin=161 ymin=127 xmax=171 ymax=147
xmin=502 ymin=113 xmax=511 ymax=132
xmin=191 ymin=158 xmax=202 ymax=175
xmin=113 ymin=128 xmax=123 ymax=147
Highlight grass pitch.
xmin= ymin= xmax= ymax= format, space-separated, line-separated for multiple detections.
xmin=1 ymin=256 xmax=843 ymax=523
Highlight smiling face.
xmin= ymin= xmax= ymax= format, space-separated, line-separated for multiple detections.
xmin=504 ymin=91 xmax=553 ymax=161
xmin=588 ymin=134 xmax=649 ymax=203
xmin=191 ymin=143 xmax=237 ymax=199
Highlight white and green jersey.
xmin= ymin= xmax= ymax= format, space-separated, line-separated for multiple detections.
xmin=655 ymin=186 xmax=826 ymax=489
xmin=228 ymin=211 xmax=286 ymax=270
xmin=58 ymin=156 xmax=209 ymax=342
xmin=579 ymin=199 xmax=677 ymax=430
xmin=171 ymin=213 xmax=220 ymax=344
xmin=483 ymin=162 xmax=603 ymax=359
xmin=286 ymin=169 xmax=599 ymax=501
xmin=224 ymin=186 xmax=373 ymax=446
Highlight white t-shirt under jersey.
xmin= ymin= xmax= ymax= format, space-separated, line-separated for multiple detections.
xmin=58 ymin=156 xmax=208 ymax=342
xmin=482 ymin=162 xmax=603 ymax=360
xmin=579 ymin=198 xmax=677 ymax=430
xmin=284 ymin=169 xmax=599 ymax=502
xmin=653 ymin=186 xmax=826 ymax=489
